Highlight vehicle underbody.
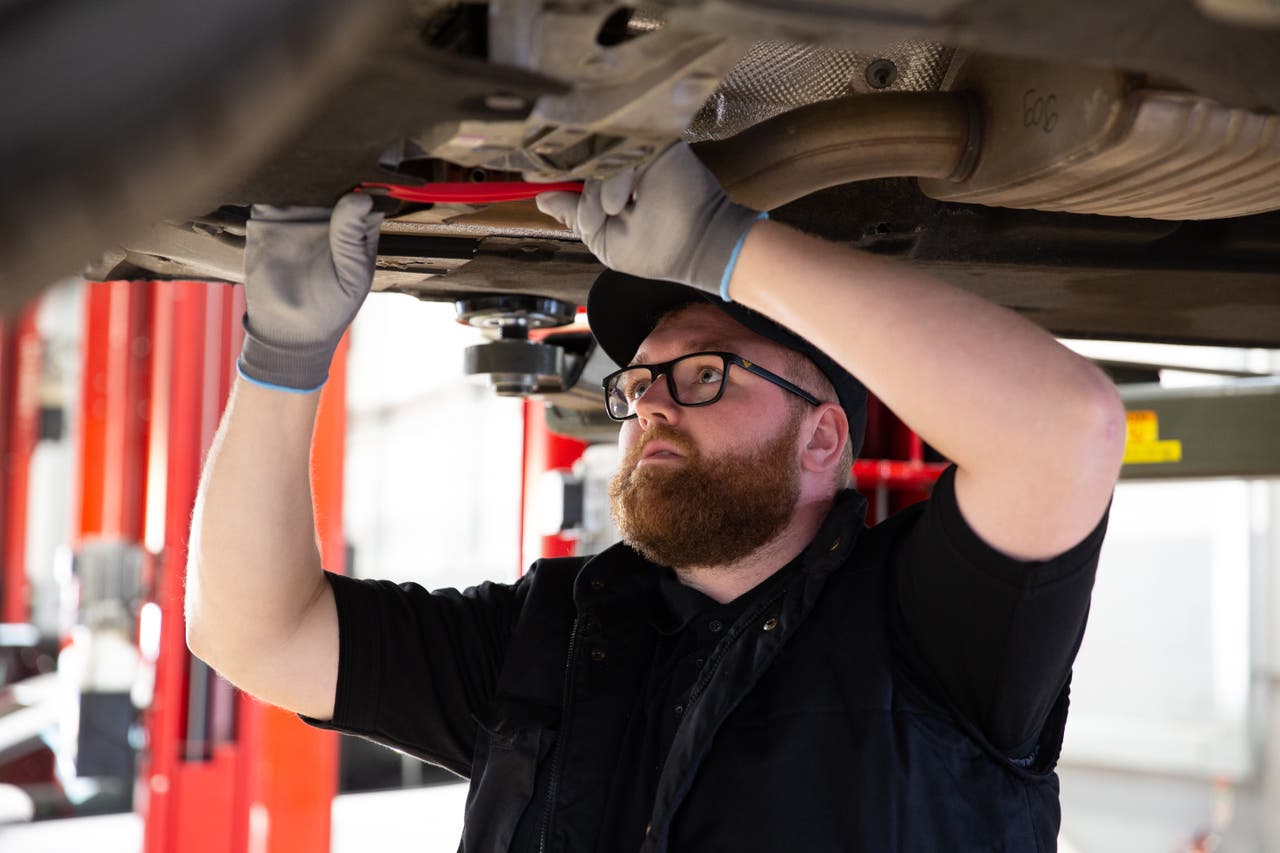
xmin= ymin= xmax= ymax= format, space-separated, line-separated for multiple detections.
xmin=5 ymin=0 xmax=1279 ymax=359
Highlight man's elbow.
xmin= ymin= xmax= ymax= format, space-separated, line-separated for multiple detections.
xmin=184 ymin=596 xmax=215 ymax=667
xmin=1068 ymin=367 xmax=1128 ymax=485
xmin=183 ymin=571 xmax=225 ymax=670
xmin=185 ymin=613 xmax=250 ymax=687
xmin=185 ymin=626 xmax=211 ymax=667
xmin=1092 ymin=372 xmax=1127 ymax=462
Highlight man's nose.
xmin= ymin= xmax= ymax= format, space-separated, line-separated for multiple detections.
xmin=635 ymin=374 xmax=680 ymax=427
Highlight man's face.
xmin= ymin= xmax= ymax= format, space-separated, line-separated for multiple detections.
xmin=608 ymin=304 xmax=806 ymax=570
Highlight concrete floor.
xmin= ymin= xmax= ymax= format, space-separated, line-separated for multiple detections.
xmin=0 ymin=782 xmax=469 ymax=852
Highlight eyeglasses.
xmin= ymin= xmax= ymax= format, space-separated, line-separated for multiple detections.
xmin=602 ymin=351 xmax=821 ymax=421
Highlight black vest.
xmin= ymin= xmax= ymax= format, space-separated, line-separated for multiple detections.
xmin=461 ymin=491 xmax=1069 ymax=852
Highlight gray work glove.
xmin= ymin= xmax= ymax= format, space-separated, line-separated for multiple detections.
xmin=238 ymin=192 xmax=383 ymax=392
xmin=535 ymin=142 xmax=766 ymax=300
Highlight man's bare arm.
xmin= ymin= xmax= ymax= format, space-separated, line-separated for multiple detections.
xmin=185 ymin=194 xmax=384 ymax=719
xmin=731 ymin=220 xmax=1126 ymax=561
xmin=186 ymin=379 xmax=338 ymax=719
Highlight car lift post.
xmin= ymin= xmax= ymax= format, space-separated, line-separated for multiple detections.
xmin=0 ymin=302 xmax=41 ymax=624
xmin=855 ymin=393 xmax=947 ymax=522
xmin=520 ymin=399 xmax=589 ymax=567
xmin=112 ymin=280 xmax=342 ymax=853
xmin=76 ymin=280 xmax=152 ymax=548
xmin=67 ymin=281 xmax=154 ymax=801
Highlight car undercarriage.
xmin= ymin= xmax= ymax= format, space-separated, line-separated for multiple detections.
xmin=4 ymin=0 xmax=1279 ymax=359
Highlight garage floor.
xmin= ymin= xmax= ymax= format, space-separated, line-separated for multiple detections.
xmin=0 ymin=783 xmax=469 ymax=852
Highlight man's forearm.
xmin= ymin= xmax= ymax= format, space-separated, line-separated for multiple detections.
xmin=185 ymin=377 xmax=328 ymax=672
xmin=731 ymin=220 xmax=1125 ymax=559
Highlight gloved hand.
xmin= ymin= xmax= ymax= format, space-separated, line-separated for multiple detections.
xmin=535 ymin=142 xmax=766 ymax=300
xmin=238 ymin=192 xmax=383 ymax=392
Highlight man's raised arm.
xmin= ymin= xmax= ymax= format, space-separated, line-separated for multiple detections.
xmin=537 ymin=142 xmax=1126 ymax=561
xmin=185 ymin=194 xmax=383 ymax=720
xmin=731 ymin=221 xmax=1125 ymax=561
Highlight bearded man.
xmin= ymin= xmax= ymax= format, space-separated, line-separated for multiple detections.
xmin=187 ymin=143 xmax=1126 ymax=852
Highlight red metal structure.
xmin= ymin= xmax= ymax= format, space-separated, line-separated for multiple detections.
xmin=136 ymin=279 xmax=344 ymax=853
xmin=520 ymin=399 xmax=589 ymax=568
xmin=0 ymin=303 xmax=42 ymax=623
xmin=65 ymin=279 xmax=342 ymax=853
xmin=856 ymin=393 xmax=947 ymax=522
xmin=75 ymin=281 xmax=153 ymax=546
xmin=139 ymin=279 xmax=242 ymax=853
xmin=0 ymin=299 xmax=52 ymax=796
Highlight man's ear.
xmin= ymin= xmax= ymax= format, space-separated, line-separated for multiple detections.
xmin=799 ymin=403 xmax=848 ymax=476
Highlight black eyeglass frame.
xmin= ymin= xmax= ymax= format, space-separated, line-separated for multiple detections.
xmin=601 ymin=350 xmax=822 ymax=422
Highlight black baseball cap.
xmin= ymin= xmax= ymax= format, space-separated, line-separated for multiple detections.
xmin=587 ymin=270 xmax=867 ymax=457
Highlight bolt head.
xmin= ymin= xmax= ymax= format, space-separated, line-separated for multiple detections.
xmin=865 ymin=59 xmax=898 ymax=90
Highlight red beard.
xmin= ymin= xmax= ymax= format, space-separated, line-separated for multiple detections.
xmin=609 ymin=417 xmax=802 ymax=570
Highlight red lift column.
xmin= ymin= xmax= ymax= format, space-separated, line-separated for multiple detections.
xmin=520 ymin=399 xmax=589 ymax=568
xmin=0 ymin=303 xmax=41 ymax=624
xmin=139 ymin=281 xmax=342 ymax=853
xmin=75 ymin=281 xmax=152 ymax=546
xmin=67 ymin=281 xmax=154 ymax=801
xmin=853 ymin=394 xmax=947 ymax=522
xmin=139 ymin=279 xmax=237 ymax=853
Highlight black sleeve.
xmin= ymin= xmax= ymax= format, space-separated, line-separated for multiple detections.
xmin=299 ymin=570 xmax=527 ymax=777
xmin=892 ymin=465 xmax=1109 ymax=757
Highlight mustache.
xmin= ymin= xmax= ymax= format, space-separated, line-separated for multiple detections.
xmin=640 ymin=425 xmax=695 ymax=456
xmin=620 ymin=425 xmax=697 ymax=472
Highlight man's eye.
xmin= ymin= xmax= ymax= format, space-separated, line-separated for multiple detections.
xmin=628 ymin=380 xmax=650 ymax=399
xmin=695 ymin=367 xmax=722 ymax=384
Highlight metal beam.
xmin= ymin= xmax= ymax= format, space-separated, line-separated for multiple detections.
xmin=1120 ymin=378 xmax=1280 ymax=480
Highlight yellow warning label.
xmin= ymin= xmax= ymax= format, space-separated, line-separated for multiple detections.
xmin=1126 ymin=410 xmax=1160 ymax=444
xmin=1124 ymin=440 xmax=1183 ymax=465
xmin=1123 ymin=410 xmax=1182 ymax=465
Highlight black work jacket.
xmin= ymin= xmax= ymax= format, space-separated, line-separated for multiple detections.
xmin=462 ymin=490 xmax=1069 ymax=852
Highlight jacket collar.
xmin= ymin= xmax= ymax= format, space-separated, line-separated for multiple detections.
xmin=799 ymin=488 xmax=868 ymax=575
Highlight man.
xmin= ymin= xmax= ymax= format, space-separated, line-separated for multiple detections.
xmin=186 ymin=143 xmax=1126 ymax=851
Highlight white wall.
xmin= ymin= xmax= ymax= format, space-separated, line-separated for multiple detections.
xmin=1058 ymin=480 xmax=1277 ymax=852
xmin=343 ymin=294 xmax=525 ymax=591
xmin=1056 ymin=345 xmax=1280 ymax=853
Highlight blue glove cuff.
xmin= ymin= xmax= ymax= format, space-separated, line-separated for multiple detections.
xmin=236 ymin=361 xmax=326 ymax=395
xmin=719 ymin=211 xmax=769 ymax=302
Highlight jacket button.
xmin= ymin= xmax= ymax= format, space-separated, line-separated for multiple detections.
xmin=762 ymin=617 xmax=779 ymax=632
xmin=590 ymin=578 xmax=605 ymax=590
xmin=590 ymin=648 xmax=606 ymax=662
xmin=673 ymin=704 xmax=684 ymax=717
xmin=708 ymin=619 xmax=723 ymax=633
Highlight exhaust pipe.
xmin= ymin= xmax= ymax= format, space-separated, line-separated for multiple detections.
xmin=694 ymin=92 xmax=978 ymax=210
